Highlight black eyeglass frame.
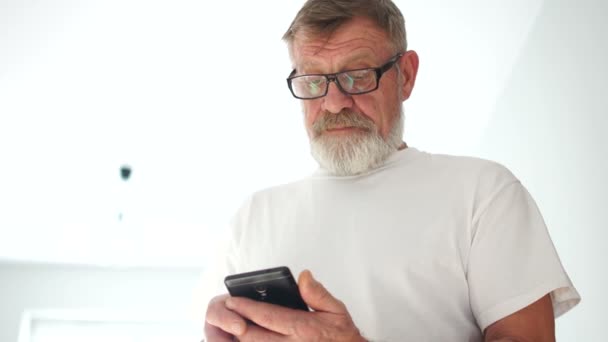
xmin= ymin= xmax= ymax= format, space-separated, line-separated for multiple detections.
xmin=286 ymin=53 xmax=404 ymax=100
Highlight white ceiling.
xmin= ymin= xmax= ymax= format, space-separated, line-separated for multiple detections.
xmin=0 ymin=0 xmax=543 ymax=266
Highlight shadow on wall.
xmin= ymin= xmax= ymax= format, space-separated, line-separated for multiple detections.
xmin=476 ymin=0 xmax=608 ymax=341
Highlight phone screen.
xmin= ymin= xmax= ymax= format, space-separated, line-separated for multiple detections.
xmin=224 ymin=266 xmax=309 ymax=311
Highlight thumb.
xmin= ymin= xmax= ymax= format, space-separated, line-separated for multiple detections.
xmin=298 ymin=270 xmax=346 ymax=314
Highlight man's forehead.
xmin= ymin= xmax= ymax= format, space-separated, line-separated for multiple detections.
xmin=297 ymin=49 xmax=379 ymax=69
xmin=290 ymin=18 xmax=392 ymax=69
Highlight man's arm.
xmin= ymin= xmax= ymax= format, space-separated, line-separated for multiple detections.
xmin=484 ymin=294 xmax=555 ymax=342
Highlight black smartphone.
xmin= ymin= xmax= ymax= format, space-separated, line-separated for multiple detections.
xmin=224 ymin=266 xmax=309 ymax=311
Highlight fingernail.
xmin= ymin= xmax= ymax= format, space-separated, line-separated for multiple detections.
xmin=231 ymin=322 xmax=244 ymax=335
xmin=225 ymin=297 xmax=235 ymax=309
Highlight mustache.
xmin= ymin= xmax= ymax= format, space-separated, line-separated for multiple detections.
xmin=312 ymin=110 xmax=376 ymax=135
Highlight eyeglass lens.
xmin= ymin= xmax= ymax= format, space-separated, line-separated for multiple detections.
xmin=292 ymin=69 xmax=377 ymax=98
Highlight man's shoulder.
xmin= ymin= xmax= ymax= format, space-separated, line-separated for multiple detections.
xmin=250 ymin=177 xmax=314 ymax=202
xmin=414 ymin=149 xmax=517 ymax=184
xmin=230 ymin=175 xmax=312 ymax=213
xmin=240 ymin=150 xmax=520 ymax=209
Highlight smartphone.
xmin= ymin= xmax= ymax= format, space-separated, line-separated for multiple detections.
xmin=224 ymin=266 xmax=309 ymax=311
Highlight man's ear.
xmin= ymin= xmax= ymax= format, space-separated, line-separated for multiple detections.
xmin=398 ymin=50 xmax=419 ymax=101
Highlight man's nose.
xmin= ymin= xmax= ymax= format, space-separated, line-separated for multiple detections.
xmin=321 ymin=81 xmax=353 ymax=114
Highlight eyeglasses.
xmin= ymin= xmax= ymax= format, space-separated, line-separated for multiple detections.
xmin=286 ymin=53 xmax=403 ymax=100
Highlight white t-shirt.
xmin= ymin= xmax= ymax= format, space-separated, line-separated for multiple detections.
xmin=220 ymin=147 xmax=580 ymax=341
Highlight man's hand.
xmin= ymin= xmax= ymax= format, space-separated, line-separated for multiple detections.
xmin=205 ymin=270 xmax=366 ymax=342
xmin=205 ymin=293 xmax=248 ymax=341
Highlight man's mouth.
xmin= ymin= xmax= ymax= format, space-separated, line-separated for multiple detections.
xmin=325 ymin=126 xmax=368 ymax=133
xmin=327 ymin=126 xmax=354 ymax=131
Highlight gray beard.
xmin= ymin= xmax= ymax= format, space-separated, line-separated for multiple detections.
xmin=310 ymin=108 xmax=404 ymax=176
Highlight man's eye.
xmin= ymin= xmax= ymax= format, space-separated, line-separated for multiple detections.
xmin=339 ymin=74 xmax=353 ymax=89
xmin=350 ymin=71 xmax=373 ymax=81
xmin=350 ymin=74 xmax=368 ymax=80
xmin=340 ymin=72 xmax=368 ymax=89
xmin=308 ymin=80 xmax=324 ymax=94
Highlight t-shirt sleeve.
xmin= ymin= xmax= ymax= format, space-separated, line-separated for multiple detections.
xmin=195 ymin=195 xmax=253 ymax=310
xmin=467 ymin=180 xmax=580 ymax=331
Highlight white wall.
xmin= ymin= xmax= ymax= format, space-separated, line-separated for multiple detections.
xmin=0 ymin=0 xmax=545 ymax=266
xmin=476 ymin=0 xmax=608 ymax=340
xmin=0 ymin=263 xmax=203 ymax=342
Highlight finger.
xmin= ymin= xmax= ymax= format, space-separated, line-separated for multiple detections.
xmin=237 ymin=324 xmax=285 ymax=342
xmin=298 ymin=270 xmax=346 ymax=314
xmin=206 ymin=294 xmax=248 ymax=336
xmin=225 ymin=296 xmax=301 ymax=336
xmin=204 ymin=321 xmax=234 ymax=342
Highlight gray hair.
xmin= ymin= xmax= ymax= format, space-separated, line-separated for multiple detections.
xmin=283 ymin=0 xmax=407 ymax=52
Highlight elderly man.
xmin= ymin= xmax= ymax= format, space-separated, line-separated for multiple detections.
xmin=204 ymin=0 xmax=580 ymax=341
